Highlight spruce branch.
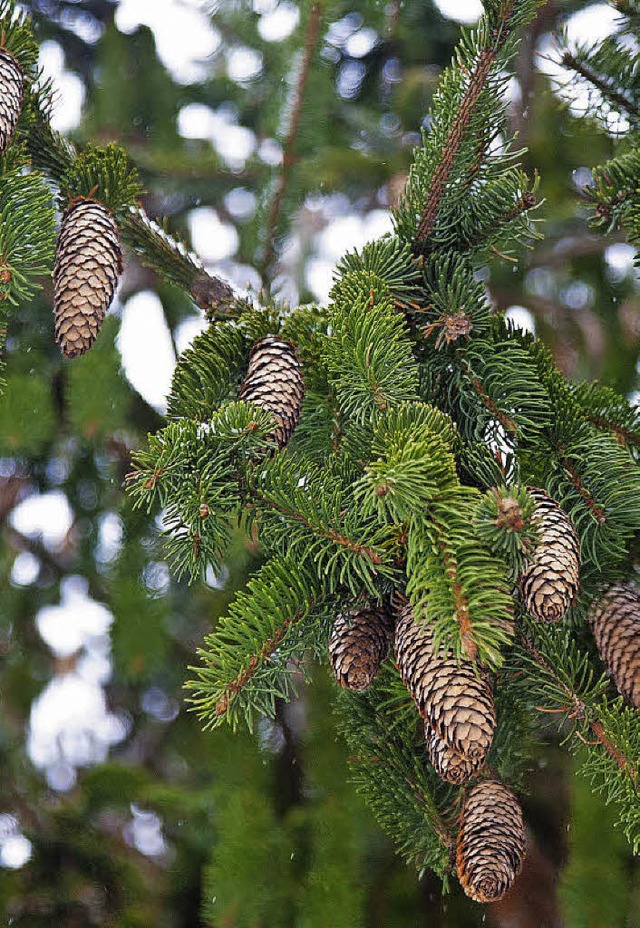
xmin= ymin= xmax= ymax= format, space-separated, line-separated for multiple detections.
xmin=519 ymin=633 xmax=640 ymax=790
xmin=561 ymin=50 xmax=640 ymax=122
xmin=187 ymin=557 xmax=326 ymax=730
xmin=259 ymin=1 xmax=323 ymax=282
xmin=414 ymin=0 xmax=520 ymax=247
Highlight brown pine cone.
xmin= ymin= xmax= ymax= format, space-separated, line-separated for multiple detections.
xmin=589 ymin=583 xmax=640 ymax=708
xmin=456 ymin=780 xmax=526 ymax=903
xmin=239 ymin=336 xmax=304 ymax=449
xmin=394 ymin=604 xmax=495 ymax=783
xmin=520 ymin=488 xmax=580 ymax=622
xmin=425 ymin=726 xmax=481 ymax=785
xmin=53 ymin=199 xmax=123 ymax=359
xmin=0 ymin=48 xmax=23 ymax=154
xmin=329 ymin=604 xmax=394 ymax=690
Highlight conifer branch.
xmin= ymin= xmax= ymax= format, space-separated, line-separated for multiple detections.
xmin=250 ymin=489 xmax=383 ymax=566
xmin=521 ymin=636 xmax=639 ymax=787
xmin=414 ymin=0 xmax=518 ymax=248
xmin=463 ymin=189 xmax=538 ymax=250
xmin=259 ymin=2 xmax=322 ymax=282
xmin=562 ymin=51 xmax=640 ymax=121
xmin=212 ymin=601 xmax=313 ymax=717
xmin=558 ymin=453 xmax=607 ymax=526
xmin=466 ymin=368 xmax=518 ymax=435
xmin=584 ymin=415 xmax=640 ymax=449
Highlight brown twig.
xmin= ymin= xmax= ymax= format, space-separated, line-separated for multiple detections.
xmin=259 ymin=2 xmax=323 ymax=282
xmin=414 ymin=0 xmax=518 ymax=249
xmin=559 ymin=454 xmax=607 ymax=525
xmin=440 ymin=545 xmax=478 ymax=661
xmin=585 ymin=414 xmax=640 ymax=449
xmin=462 ymin=364 xmax=519 ymax=435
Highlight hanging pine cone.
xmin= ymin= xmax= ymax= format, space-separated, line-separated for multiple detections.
xmin=424 ymin=726 xmax=481 ymax=785
xmin=329 ymin=604 xmax=394 ymax=690
xmin=239 ymin=336 xmax=304 ymax=449
xmin=520 ymin=488 xmax=580 ymax=623
xmin=0 ymin=48 xmax=23 ymax=154
xmin=394 ymin=604 xmax=495 ymax=783
xmin=589 ymin=583 xmax=640 ymax=708
xmin=456 ymin=780 xmax=526 ymax=903
xmin=53 ymin=199 xmax=123 ymax=359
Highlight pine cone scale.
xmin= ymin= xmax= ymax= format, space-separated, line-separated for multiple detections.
xmin=0 ymin=48 xmax=24 ymax=154
xmin=520 ymin=488 xmax=580 ymax=622
xmin=589 ymin=584 xmax=640 ymax=707
xmin=394 ymin=604 xmax=495 ymax=783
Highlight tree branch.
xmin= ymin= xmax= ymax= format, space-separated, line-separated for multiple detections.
xmin=259 ymin=2 xmax=323 ymax=282
xmin=414 ymin=0 xmax=518 ymax=249
xmin=562 ymin=50 xmax=640 ymax=121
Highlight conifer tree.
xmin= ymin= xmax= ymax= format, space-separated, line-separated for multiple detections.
xmin=2 ymin=0 xmax=640 ymax=919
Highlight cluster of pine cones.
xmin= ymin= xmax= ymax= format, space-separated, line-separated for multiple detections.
xmin=323 ymin=487 xmax=639 ymax=903
xmin=230 ymin=327 xmax=640 ymax=906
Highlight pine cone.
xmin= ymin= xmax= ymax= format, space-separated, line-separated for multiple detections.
xmin=520 ymin=488 xmax=580 ymax=622
xmin=329 ymin=604 xmax=394 ymax=690
xmin=53 ymin=199 xmax=123 ymax=359
xmin=0 ymin=48 xmax=23 ymax=154
xmin=239 ymin=336 xmax=304 ymax=449
xmin=456 ymin=780 xmax=526 ymax=903
xmin=425 ymin=726 xmax=481 ymax=785
xmin=589 ymin=583 xmax=640 ymax=708
xmin=394 ymin=604 xmax=495 ymax=783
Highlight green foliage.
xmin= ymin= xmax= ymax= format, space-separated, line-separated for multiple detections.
xmin=188 ymin=556 xmax=326 ymax=730
xmin=58 ymin=142 xmax=143 ymax=216
xmin=128 ymin=405 xmax=275 ymax=583
xmin=0 ymin=370 xmax=55 ymax=455
xmin=0 ymin=1 xmax=39 ymax=73
xmin=474 ymin=484 xmax=539 ymax=577
xmin=337 ymin=666 xmax=454 ymax=880
xmin=66 ymin=320 xmax=130 ymax=441
xmin=572 ymin=379 xmax=640 ymax=455
xmin=324 ymin=292 xmax=419 ymax=424
xmin=253 ymin=453 xmax=398 ymax=595
xmin=406 ymin=486 xmax=515 ymax=668
xmin=394 ymin=0 xmax=543 ymax=253
xmin=514 ymin=624 xmax=640 ymax=852
xmin=355 ymin=403 xmax=459 ymax=523
xmin=0 ymin=148 xmax=55 ymax=305
xmin=334 ymin=237 xmax=421 ymax=305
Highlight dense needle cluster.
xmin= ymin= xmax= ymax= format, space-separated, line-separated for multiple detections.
xmin=53 ymin=199 xmax=123 ymax=359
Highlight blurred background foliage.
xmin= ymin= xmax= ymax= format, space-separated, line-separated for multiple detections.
xmin=0 ymin=0 xmax=639 ymax=924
